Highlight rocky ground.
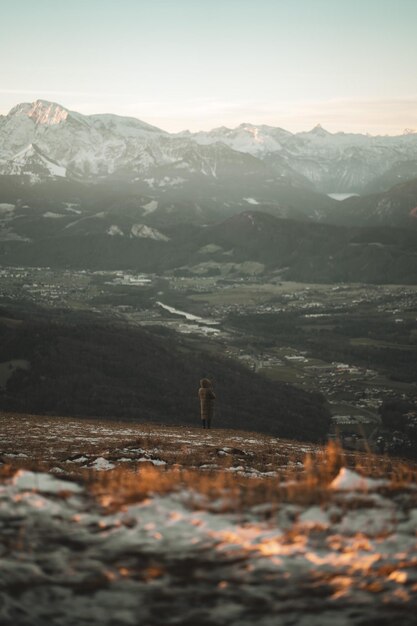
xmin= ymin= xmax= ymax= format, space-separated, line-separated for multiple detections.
xmin=1 ymin=413 xmax=417 ymax=625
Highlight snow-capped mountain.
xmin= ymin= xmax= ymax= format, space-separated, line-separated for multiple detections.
xmin=0 ymin=99 xmax=174 ymax=180
xmin=2 ymin=99 xmax=417 ymax=236
xmin=178 ymin=123 xmax=293 ymax=156
xmin=1 ymin=100 xmax=279 ymax=185
xmin=2 ymin=99 xmax=417 ymax=195
xmin=187 ymin=122 xmax=417 ymax=193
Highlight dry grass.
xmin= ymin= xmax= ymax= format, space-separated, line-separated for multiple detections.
xmin=0 ymin=411 xmax=315 ymax=473
xmin=2 ymin=411 xmax=417 ymax=514
xmin=78 ymin=439 xmax=417 ymax=515
xmin=87 ymin=443 xmax=417 ymax=515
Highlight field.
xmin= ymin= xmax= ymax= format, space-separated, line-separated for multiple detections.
xmin=1 ymin=413 xmax=417 ymax=625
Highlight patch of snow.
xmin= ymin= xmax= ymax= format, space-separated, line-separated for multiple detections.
xmin=0 ymin=203 xmax=15 ymax=214
xmin=157 ymin=176 xmax=185 ymax=187
xmin=66 ymin=456 xmax=89 ymax=464
xmin=107 ymin=225 xmax=124 ymax=236
xmin=88 ymin=458 xmax=115 ymax=471
xmin=4 ymin=452 xmax=28 ymax=458
xmin=12 ymin=470 xmax=82 ymax=494
xmin=141 ymin=199 xmax=158 ymax=215
xmin=138 ymin=458 xmax=167 ymax=466
xmin=298 ymin=506 xmax=329 ymax=528
xmin=243 ymin=197 xmax=260 ymax=205
xmin=130 ymin=223 xmax=169 ymax=241
xmin=335 ymin=506 xmax=397 ymax=536
xmin=198 ymin=243 xmax=223 ymax=255
xmin=330 ymin=468 xmax=385 ymax=491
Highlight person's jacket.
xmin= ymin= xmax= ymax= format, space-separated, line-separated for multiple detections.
xmin=198 ymin=387 xmax=215 ymax=420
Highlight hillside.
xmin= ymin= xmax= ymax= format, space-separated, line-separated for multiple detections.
xmin=198 ymin=211 xmax=417 ymax=283
xmin=0 ymin=304 xmax=330 ymax=441
xmin=326 ymin=177 xmax=417 ymax=229
xmin=2 ymin=203 xmax=417 ymax=283
xmin=1 ymin=412 xmax=417 ymax=626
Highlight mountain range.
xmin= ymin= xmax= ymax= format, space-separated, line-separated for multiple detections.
xmin=1 ymin=99 xmax=417 ymax=282
xmin=2 ymin=206 xmax=417 ymax=284
xmin=2 ymin=100 xmax=417 ymax=195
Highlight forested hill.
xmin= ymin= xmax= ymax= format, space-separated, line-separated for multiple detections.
xmin=0 ymin=304 xmax=330 ymax=442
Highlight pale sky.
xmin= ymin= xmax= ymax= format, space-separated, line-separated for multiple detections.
xmin=1 ymin=0 xmax=417 ymax=134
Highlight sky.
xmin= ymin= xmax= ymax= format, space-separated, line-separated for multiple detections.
xmin=1 ymin=0 xmax=417 ymax=134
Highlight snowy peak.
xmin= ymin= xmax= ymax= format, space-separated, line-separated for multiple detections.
xmin=188 ymin=123 xmax=292 ymax=156
xmin=306 ymin=124 xmax=332 ymax=137
xmin=1 ymin=143 xmax=67 ymax=179
xmin=8 ymin=100 xmax=69 ymax=126
xmin=6 ymin=99 xmax=164 ymax=135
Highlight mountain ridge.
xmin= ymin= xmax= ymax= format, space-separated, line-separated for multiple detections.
xmin=1 ymin=99 xmax=417 ymax=249
xmin=3 ymin=203 xmax=417 ymax=283
xmin=2 ymin=99 xmax=417 ymax=195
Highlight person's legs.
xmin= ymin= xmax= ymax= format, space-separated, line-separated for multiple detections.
xmin=202 ymin=419 xmax=207 ymax=429
xmin=207 ymin=417 xmax=211 ymax=429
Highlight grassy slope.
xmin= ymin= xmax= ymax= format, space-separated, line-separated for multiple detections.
xmin=2 ymin=412 xmax=415 ymax=484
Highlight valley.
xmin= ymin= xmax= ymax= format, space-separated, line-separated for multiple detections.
xmin=1 ymin=266 xmax=416 ymax=453
xmin=1 ymin=99 xmax=417 ymax=455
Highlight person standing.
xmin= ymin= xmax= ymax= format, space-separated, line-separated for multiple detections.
xmin=198 ymin=378 xmax=216 ymax=429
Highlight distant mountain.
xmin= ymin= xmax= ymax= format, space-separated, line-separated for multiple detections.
xmin=2 ymin=99 xmax=417 ymax=198
xmin=178 ymin=122 xmax=294 ymax=157
xmin=0 ymin=100 xmax=337 ymax=224
xmin=184 ymin=122 xmax=417 ymax=193
xmin=2 ymin=205 xmax=417 ymax=284
xmin=2 ymin=99 xmax=417 ymax=254
xmin=189 ymin=211 xmax=417 ymax=283
xmin=363 ymin=161 xmax=417 ymax=194
xmin=325 ymin=178 xmax=417 ymax=229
